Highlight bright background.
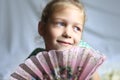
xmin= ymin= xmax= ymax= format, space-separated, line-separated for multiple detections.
xmin=0 ymin=0 xmax=120 ymax=79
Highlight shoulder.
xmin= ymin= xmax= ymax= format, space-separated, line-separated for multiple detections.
xmin=27 ymin=48 xmax=45 ymax=58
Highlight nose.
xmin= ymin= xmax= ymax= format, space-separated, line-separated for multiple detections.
xmin=62 ymin=26 xmax=72 ymax=38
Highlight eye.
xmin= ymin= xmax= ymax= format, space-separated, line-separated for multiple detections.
xmin=74 ymin=26 xmax=81 ymax=32
xmin=56 ymin=22 xmax=65 ymax=27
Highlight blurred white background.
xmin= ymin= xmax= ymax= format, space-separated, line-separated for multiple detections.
xmin=0 ymin=0 xmax=120 ymax=79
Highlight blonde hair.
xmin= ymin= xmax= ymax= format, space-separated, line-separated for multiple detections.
xmin=41 ymin=0 xmax=86 ymax=25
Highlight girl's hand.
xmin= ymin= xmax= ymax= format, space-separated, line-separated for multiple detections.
xmin=92 ymin=72 xmax=101 ymax=80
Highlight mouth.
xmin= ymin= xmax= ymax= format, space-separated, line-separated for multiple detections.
xmin=57 ymin=40 xmax=72 ymax=45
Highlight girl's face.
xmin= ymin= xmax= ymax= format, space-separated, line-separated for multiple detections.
xmin=39 ymin=5 xmax=84 ymax=51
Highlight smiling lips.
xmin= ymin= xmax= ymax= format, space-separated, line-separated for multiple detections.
xmin=57 ymin=40 xmax=72 ymax=45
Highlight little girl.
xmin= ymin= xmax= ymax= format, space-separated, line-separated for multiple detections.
xmin=10 ymin=0 xmax=100 ymax=80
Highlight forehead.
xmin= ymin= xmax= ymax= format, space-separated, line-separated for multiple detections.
xmin=52 ymin=3 xmax=83 ymax=13
xmin=50 ymin=5 xmax=84 ymax=25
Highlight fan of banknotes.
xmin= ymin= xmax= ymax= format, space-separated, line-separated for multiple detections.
xmin=10 ymin=46 xmax=105 ymax=80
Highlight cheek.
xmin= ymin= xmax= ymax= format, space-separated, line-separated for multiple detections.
xmin=48 ymin=27 xmax=62 ymax=38
xmin=76 ymin=38 xmax=81 ymax=44
xmin=48 ymin=30 xmax=57 ymax=39
xmin=74 ymin=34 xmax=82 ymax=44
xmin=44 ymin=28 xmax=57 ymax=40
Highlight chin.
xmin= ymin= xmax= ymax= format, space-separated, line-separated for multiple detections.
xmin=46 ymin=45 xmax=74 ymax=51
xmin=55 ymin=47 xmax=73 ymax=51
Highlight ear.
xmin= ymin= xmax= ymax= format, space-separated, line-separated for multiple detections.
xmin=38 ymin=21 xmax=44 ymax=36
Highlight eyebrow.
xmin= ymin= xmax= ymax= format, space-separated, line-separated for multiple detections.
xmin=50 ymin=17 xmax=83 ymax=26
xmin=53 ymin=18 xmax=82 ymax=23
